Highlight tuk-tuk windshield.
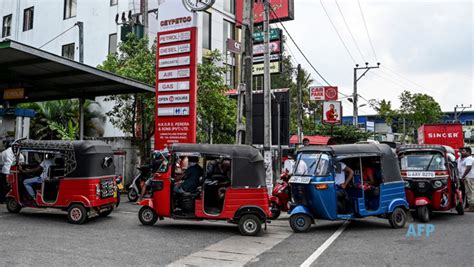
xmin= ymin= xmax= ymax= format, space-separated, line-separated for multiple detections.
xmin=399 ymin=152 xmax=447 ymax=171
xmin=294 ymin=153 xmax=330 ymax=176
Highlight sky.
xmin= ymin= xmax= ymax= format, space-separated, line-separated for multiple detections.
xmin=283 ymin=0 xmax=473 ymax=116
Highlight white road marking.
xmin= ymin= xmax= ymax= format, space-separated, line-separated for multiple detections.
xmin=168 ymin=220 xmax=292 ymax=267
xmin=300 ymin=220 xmax=350 ymax=267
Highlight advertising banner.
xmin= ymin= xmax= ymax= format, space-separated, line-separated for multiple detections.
xmin=310 ymin=86 xmax=339 ymax=101
xmin=252 ymin=61 xmax=281 ymax=75
xmin=322 ymin=101 xmax=342 ymax=125
xmin=236 ymin=0 xmax=295 ymax=25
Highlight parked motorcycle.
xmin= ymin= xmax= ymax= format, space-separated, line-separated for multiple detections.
xmin=269 ymin=170 xmax=291 ymax=220
xmin=127 ymin=166 xmax=151 ymax=202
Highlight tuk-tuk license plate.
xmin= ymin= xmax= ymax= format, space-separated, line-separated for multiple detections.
xmin=407 ymin=171 xmax=435 ymax=178
xmin=289 ymin=176 xmax=311 ymax=184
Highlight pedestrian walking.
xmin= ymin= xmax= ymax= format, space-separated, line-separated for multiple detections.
xmin=458 ymin=147 xmax=474 ymax=211
xmin=0 ymin=141 xmax=24 ymax=203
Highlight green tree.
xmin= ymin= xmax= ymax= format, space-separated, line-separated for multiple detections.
xmin=197 ymin=50 xmax=237 ymax=143
xmin=371 ymin=99 xmax=397 ymax=125
xmin=20 ymin=100 xmax=105 ymax=140
xmin=97 ymin=33 xmax=156 ymax=157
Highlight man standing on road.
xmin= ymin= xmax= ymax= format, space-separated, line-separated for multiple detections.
xmin=458 ymin=147 xmax=474 ymax=211
xmin=0 ymin=142 xmax=24 ymax=203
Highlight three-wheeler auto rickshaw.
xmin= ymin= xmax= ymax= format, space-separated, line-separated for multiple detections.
xmin=398 ymin=145 xmax=464 ymax=222
xmin=5 ymin=140 xmax=119 ymax=224
xmin=138 ymin=144 xmax=272 ymax=236
xmin=289 ymin=144 xmax=409 ymax=233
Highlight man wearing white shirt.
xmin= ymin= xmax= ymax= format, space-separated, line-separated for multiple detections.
xmin=335 ymin=162 xmax=354 ymax=213
xmin=0 ymin=142 xmax=24 ymax=203
xmin=458 ymin=147 xmax=474 ymax=211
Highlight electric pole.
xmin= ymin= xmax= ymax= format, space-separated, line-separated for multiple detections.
xmin=454 ymin=104 xmax=472 ymax=123
xmin=263 ymin=0 xmax=273 ymax=194
xmin=236 ymin=0 xmax=254 ymax=145
xmin=353 ymin=62 xmax=380 ymax=126
xmin=141 ymin=0 xmax=149 ymax=36
xmin=296 ymin=64 xmax=303 ymax=145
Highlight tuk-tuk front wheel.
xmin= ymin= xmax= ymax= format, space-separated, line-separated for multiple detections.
xmin=6 ymin=197 xmax=21 ymax=214
xmin=389 ymin=207 xmax=407 ymax=229
xmin=128 ymin=189 xmax=139 ymax=202
xmin=290 ymin=214 xmax=312 ymax=233
xmin=270 ymin=203 xmax=281 ymax=220
xmin=238 ymin=214 xmax=262 ymax=236
xmin=139 ymin=206 xmax=158 ymax=226
xmin=67 ymin=204 xmax=88 ymax=224
xmin=417 ymin=206 xmax=430 ymax=223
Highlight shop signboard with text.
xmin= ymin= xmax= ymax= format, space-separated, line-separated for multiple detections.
xmin=310 ymin=86 xmax=338 ymax=101
xmin=236 ymin=0 xmax=295 ymax=25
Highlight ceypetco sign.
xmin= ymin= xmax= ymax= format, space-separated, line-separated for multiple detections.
xmin=158 ymin=94 xmax=190 ymax=104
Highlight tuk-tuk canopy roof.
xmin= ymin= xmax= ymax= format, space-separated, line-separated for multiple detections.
xmin=19 ymin=140 xmax=114 ymax=177
xmin=171 ymin=144 xmax=263 ymax=162
xmin=298 ymin=144 xmax=402 ymax=183
xmin=170 ymin=144 xmax=266 ymax=188
xmin=397 ymin=144 xmax=455 ymax=155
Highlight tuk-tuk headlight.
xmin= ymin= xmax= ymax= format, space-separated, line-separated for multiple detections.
xmin=433 ymin=180 xmax=443 ymax=189
xmin=404 ymin=180 xmax=410 ymax=188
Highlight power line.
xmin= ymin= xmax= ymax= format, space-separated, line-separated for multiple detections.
xmin=334 ymin=0 xmax=366 ymax=63
xmin=357 ymin=0 xmax=378 ymax=62
xmin=381 ymin=65 xmax=434 ymax=94
xmin=319 ymin=0 xmax=357 ymax=65
xmin=39 ymin=24 xmax=78 ymax=49
xmin=270 ymin=7 xmax=333 ymax=86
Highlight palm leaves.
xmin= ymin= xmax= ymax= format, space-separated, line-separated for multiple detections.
xmin=19 ymin=100 xmax=105 ymax=140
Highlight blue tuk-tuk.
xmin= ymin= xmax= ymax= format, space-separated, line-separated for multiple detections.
xmin=289 ymin=144 xmax=408 ymax=232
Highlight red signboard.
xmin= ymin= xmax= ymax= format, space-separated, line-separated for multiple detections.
xmin=236 ymin=0 xmax=295 ymax=25
xmin=155 ymin=27 xmax=198 ymax=150
xmin=418 ymin=123 xmax=464 ymax=150
xmin=310 ymin=86 xmax=338 ymax=101
xmin=322 ymin=101 xmax=342 ymax=125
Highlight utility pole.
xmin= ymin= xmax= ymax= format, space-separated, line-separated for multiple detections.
xmin=263 ymin=0 xmax=273 ymax=194
xmin=236 ymin=0 xmax=254 ymax=144
xmin=141 ymin=0 xmax=149 ymax=38
xmin=353 ymin=62 xmax=380 ymax=126
xmin=76 ymin=21 xmax=84 ymax=140
xmin=296 ymin=64 xmax=303 ymax=145
xmin=454 ymin=104 xmax=472 ymax=122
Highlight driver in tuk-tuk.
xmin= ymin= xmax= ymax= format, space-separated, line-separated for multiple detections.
xmin=335 ymin=161 xmax=354 ymax=213
xmin=21 ymin=153 xmax=55 ymax=201
xmin=174 ymin=156 xmax=203 ymax=194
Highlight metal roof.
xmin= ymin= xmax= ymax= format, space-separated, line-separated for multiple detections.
xmin=0 ymin=40 xmax=154 ymax=102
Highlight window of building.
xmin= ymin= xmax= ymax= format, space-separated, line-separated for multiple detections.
xmin=223 ymin=20 xmax=235 ymax=42
xmin=108 ymin=33 xmax=117 ymax=54
xmin=224 ymin=0 xmax=235 ymax=14
xmin=225 ymin=65 xmax=236 ymax=88
xmin=465 ymin=120 xmax=473 ymax=126
xmin=202 ymin=12 xmax=211 ymax=50
xmin=2 ymin=14 xmax=12 ymax=38
xmin=23 ymin=7 xmax=34 ymax=31
xmin=110 ymin=0 xmax=118 ymax=6
xmin=62 ymin=43 xmax=75 ymax=60
xmin=64 ymin=0 xmax=77 ymax=20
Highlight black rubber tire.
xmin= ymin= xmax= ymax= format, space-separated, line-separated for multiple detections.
xmin=139 ymin=206 xmax=158 ymax=226
xmin=67 ymin=204 xmax=88 ymax=224
xmin=389 ymin=207 xmax=407 ymax=229
xmin=99 ymin=208 xmax=113 ymax=218
xmin=417 ymin=206 xmax=430 ymax=223
xmin=128 ymin=189 xmax=139 ymax=202
xmin=6 ymin=197 xmax=21 ymax=214
xmin=238 ymin=214 xmax=262 ymax=236
xmin=290 ymin=214 xmax=312 ymax=233
xmin=455 ymin=200 xmax=465 ymax=215
xmin=270 ymin=203 xmax=281 ymax=220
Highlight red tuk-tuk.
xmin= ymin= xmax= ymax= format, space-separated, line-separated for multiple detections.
xmin=138 ymin=144 xmax=272 ymax=236
xmin=5 ymin=140 xmax=119 ymax=224
xmin=398 ymin=145 xmax=464 ymax=222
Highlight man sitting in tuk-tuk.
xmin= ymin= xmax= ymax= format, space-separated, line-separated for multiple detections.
xmin=21 ymin=153 xmax=54 ymax=200
xmin=335 ymin=161 xmax=354 ymax=213
xmin=174 ymin=156 xmax=203 ymax=194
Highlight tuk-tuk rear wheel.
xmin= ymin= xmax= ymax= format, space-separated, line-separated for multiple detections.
xmin=67 ymin=204 xmax=87 ymax=224
xmin=290 ymin=214 xmax=312 ymax=233
xmin=139 ymin=206 xmax=158 ymax=226
xmin=238 ymin=214 xmax=262 ymax=236
xmin=128 ymin=189 xmax=139 ymax=202
xmin=270 ymin=203 xmax=281 ymax=220
xmin=389 ymin=207 xmax=407 ymax=229
xmin=6 ymin=197 xmax=21 ymax=214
